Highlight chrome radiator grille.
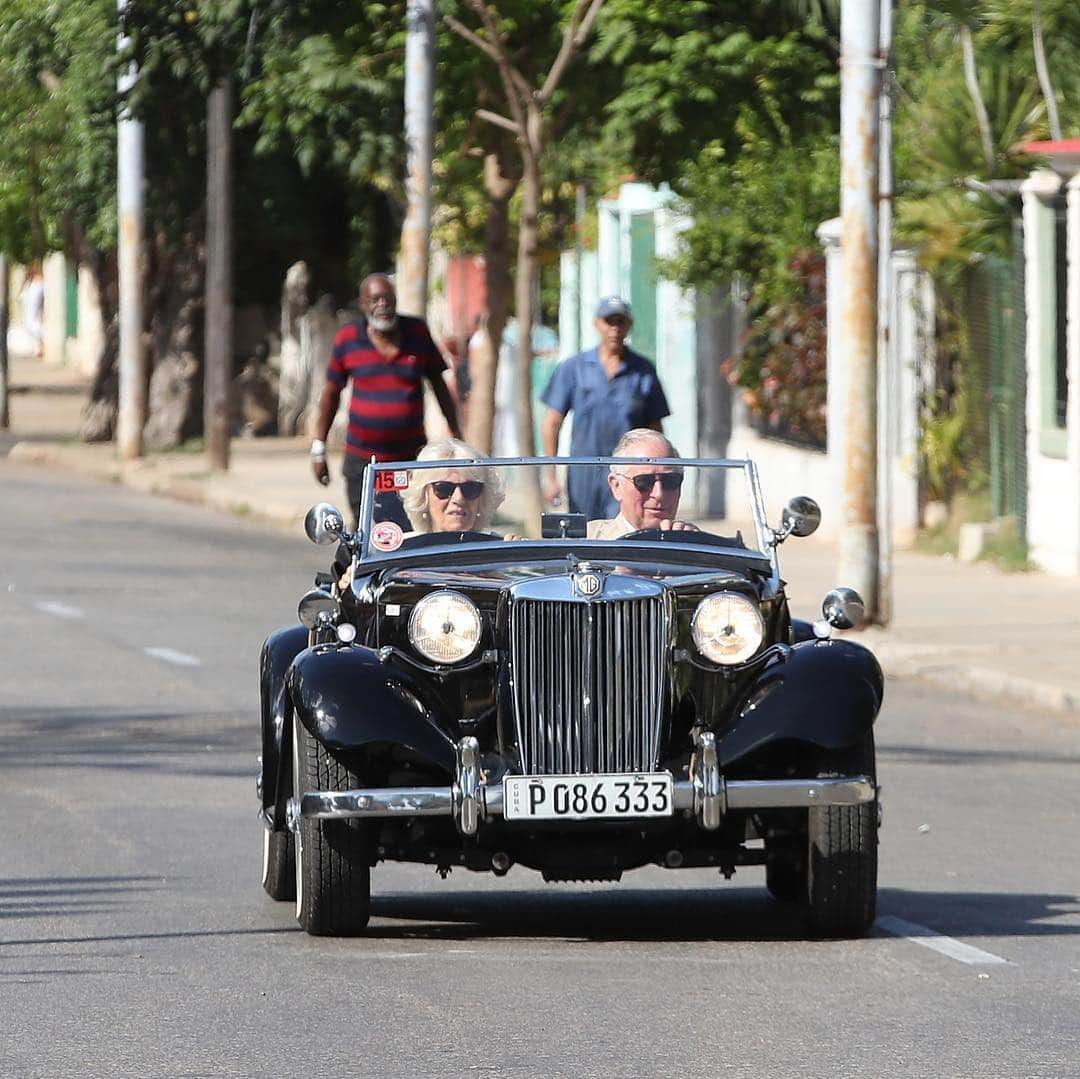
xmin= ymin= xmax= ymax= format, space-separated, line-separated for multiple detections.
xmin=508 ymin=586 xmax=667 ymax=775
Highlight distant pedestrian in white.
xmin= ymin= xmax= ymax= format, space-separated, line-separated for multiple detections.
xmin=20 ymin=263 xmax=44 ymax=357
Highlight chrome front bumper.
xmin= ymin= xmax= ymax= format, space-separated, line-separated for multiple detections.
xmin=284 ymin=732 xmax=876 ymax=837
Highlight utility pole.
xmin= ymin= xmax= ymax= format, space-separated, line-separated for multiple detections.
xmin=838 ymin=0 xmax=882 ymax=620
xmin=205 ymin=77 xmax=234 ymax=471
xmin=116 ymin=0 xmax=147 ymax=460
xmin=876 ymin=0 xmax=894 ymax=627
xmin=398 ymin=0 xmax=435 ymax=317
xmin=0 ymin=253 xmax=9 ymax=429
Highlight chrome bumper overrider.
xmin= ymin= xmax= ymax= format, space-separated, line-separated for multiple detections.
xmin=284 ymin=732 xmax=876 ymax=837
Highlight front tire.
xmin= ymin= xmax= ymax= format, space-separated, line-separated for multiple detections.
xmin=261 ymin=826 xmax=295 ymax=901
xmin=293 ymin=721 xmax=372 ymax=936
xmin=806 ymin=733 xmax=878 ymax=939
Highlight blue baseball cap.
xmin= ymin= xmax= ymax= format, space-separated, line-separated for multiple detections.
xmin=595 ymin=295 xmax=632 ymax=320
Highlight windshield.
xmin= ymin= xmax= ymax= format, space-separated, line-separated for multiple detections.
xmin=356 ymin=457 xmax=770 ymax=562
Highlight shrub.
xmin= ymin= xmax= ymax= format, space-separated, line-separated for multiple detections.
xmin=723 ymin=250 xmax=827 ymax=449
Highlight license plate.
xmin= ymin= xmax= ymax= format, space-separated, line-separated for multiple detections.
xmin=503 ymin=773 xmax=674 ymax=821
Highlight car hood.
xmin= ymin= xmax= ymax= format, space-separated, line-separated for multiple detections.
xmin=382 ymin=558 xmax=754 ymax=593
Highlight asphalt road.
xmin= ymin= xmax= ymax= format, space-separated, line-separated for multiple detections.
xmin=2 ymin=463 xmax=1079 ymax=1078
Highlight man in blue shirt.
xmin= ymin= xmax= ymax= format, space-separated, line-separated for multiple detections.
xmin=540 ymin=295 xmax=671 ymax=519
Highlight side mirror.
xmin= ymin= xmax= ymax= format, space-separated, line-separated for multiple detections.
xmin=304 ymin=502 xmax=345 ymax=546
xmin=822 ymin=587 xmax=865 ymax=630
xmin=778 ymin=496 xmax=821 ymax=542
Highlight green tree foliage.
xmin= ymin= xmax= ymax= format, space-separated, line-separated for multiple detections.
xmin=673 ymin=109 xmax=840 ymax=308
xmin=123 ymin=0 xmax=408 ymax=302
xmin=891 ymin=1 xmax=1068 ymax=505
xmin=587 ymin=3 xmax=841 ymax=438
xmin=0 ymin=1 xmax=118 ymax=261
xmin=0 ymin=1 xmax=411 ymax=304
xmin=7 ymin=0 xmax=1079 ymax=464
xmin=237 ymin=0 xmax=411 ymax=291
xmin=894 ymin=1 xmax=1046 ymax=275
xmin=977 ymin=0 xmax=1080 ymax=139
xmin=587 ymin=3 xmax=841 ymax=302
xmin=434 ymin=2 xmax=620 ymax=280
xmin=593 ymin=2 xmax=838 ymax=189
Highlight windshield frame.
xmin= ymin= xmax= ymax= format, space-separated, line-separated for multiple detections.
xmin=355 ymin=455 xmax=778 ymax=582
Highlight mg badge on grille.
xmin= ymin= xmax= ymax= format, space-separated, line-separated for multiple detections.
xmin=574 ymin=570 xmax=603 ymax=597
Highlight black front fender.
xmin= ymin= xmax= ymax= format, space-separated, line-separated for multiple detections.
xmin=260 ymin=624 xmax=309 ymax=822
xmin=716 ymin=638 xmax=884 ymax=765
xmin=286 ymin=643 xmax=457 ymax=776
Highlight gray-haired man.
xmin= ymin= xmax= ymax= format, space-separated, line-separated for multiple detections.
xmin=587 ymin=429 xmax=699 ymax=539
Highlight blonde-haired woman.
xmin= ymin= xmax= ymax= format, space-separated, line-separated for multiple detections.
xmin=403 ymin=438 xmax=505 ymax=533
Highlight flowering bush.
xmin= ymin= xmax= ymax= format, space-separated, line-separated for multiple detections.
xmin=722 ymin=250 xmax=827 ymax=449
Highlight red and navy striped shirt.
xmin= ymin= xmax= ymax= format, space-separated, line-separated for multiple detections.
xmin=326 ymin=315 xmax=446 ymax=463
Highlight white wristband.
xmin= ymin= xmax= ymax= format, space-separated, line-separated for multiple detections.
xmin=310 ymin=439 xmax=326 ymax=458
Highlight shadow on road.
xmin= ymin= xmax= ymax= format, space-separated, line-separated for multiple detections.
xmin=0 ymin=873 xmax=293 ymax=948
xmin=358 ymin=884 xmax=1080 ymax=944
xmin=0 ymin=706 xmax=253 ymax=777
xmin=372 ymin=886 xmax=810 ymax=941
xmin=880 ymin=887 xmax=1080 ymax=939
xmin=0 ymin=876 xmax=163 ymax=922
xmin=880 ymin=742 xmax=1080 ymax=767
xmin=2 ymin=873 xmax=1076 ymax=948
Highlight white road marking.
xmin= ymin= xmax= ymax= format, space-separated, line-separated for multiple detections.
xmin=34 ymin=601 xmax=84 ymax=619
xmin=877 ymin=915 xmax=1010 ymax=966
xmin=143 ymin=647 xmax=202 ymax=667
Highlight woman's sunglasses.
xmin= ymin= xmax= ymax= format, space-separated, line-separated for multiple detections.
xmin=429 ymin=480 xmax=485 ymax=500
xmin=618 ymin=471 xmax=684 ymax=493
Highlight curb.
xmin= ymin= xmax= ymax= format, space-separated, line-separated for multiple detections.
xmin=9 ymin=439 xmax=309 ymax=533
xmin=860 ymin=641 xmax=1080 ymax=721
xmin=9 ymin=440 xmax=122 ymax=483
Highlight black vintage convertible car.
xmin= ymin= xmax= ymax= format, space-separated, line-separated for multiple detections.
xmin=258 ymin=456 xmax=882 ymax=938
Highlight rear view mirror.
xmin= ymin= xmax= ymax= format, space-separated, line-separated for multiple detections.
xmin=541 ymin=512 xmax=587 ymax=539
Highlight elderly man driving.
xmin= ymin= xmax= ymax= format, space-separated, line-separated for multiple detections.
xmin=587 ymin=429 xmax=699 ymax=539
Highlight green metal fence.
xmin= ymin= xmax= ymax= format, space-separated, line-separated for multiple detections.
xmin=64 ymin=261 xmax=79 ymax=339
xmin=963 ymin=225 xmax=1027 ymax=538
xmin=628 ymin=212 xmax=657 ymax=362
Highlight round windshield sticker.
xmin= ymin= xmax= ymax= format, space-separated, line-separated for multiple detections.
xmin=371 ymin=521 xmax=404 ymax=552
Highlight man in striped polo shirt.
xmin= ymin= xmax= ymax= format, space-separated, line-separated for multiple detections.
xmin=311 ymin=273 xmax=461 ymax=526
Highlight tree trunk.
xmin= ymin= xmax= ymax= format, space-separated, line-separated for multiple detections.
xmin=514 ymin=151 xmax=539 ymax=457
xmin=80 ymin=238 xmax=205 ymax=449
xmin=960 ymin=25 xmax=995 ymax=178
xmin=305 ymin=295 xmax=345 ymax=441
xmin=142 ymin=237 xmax=205 ymax=450
xmin=277 ymin=260 xmax=312 ymax=435
xmin=514 ymin=114 xmax=544 ymax=523
xmin=80 ymin=251 xmax=120 ymax=443
xmin=1032 ymin=0 xmax=1062 ymax=142
xmin=465 ymin=144 xmax=517 ymax=454
xmin=0 ymin=254 xmax=10 ymax=430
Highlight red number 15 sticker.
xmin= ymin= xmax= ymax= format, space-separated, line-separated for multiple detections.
xmin=375 ymin=469 xmax=409 ymax=492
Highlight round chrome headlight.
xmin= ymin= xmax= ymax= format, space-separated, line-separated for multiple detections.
xmin=691 ymin=591 xmax=765 ymax=665
xmin=408 ymin=590 xmax=482 ymax=664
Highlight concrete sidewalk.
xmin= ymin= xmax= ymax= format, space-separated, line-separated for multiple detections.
xmin=5 ymin=353 xmax=1080 ymax=720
